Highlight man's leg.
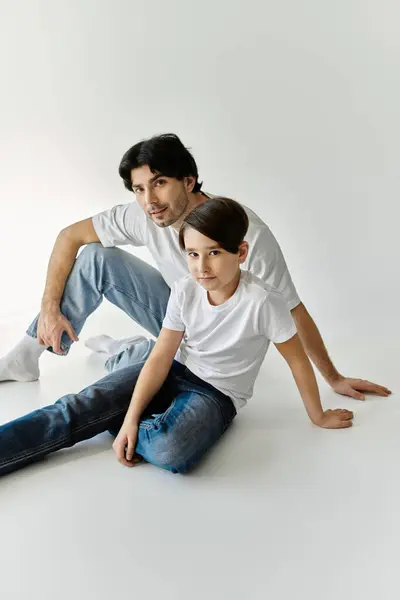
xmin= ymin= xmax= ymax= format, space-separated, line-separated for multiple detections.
xmin=0 ymin=244 xmax=170 ymax=381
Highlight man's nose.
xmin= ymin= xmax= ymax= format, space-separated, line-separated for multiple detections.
xmin=144 ymin=188 xmax=157 ymax=209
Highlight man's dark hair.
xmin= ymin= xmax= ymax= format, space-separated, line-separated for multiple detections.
xmin=179 ymin=197 xmax=249 ymax=254
xmin=119 ymin=133 xmax=202 ymax=193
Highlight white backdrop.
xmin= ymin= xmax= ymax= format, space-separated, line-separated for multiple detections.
xmin=0 ymin=0 xmax=399 ymax=343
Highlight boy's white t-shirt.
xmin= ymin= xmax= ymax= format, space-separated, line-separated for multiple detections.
xmin=162 ymin=271 xmax=297 ymax=411
xmin=92 ymin=196 xmax=301 ymax=310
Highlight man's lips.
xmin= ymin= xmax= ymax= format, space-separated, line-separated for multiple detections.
xmin=150 ymin=207 xmax=167 ymax=216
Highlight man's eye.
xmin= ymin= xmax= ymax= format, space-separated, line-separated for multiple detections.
xmin=155 ymin=179 xmax=166 ymax=187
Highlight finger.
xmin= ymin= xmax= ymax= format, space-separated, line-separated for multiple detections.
xmin=52 ymin=331 xmax=63 ymax=355
xmin=329 ymin=418 xmax=353 ymax=429
xmin=338 ymin=420 xmax=353 ymax=429
xmin=126 ymin=438 xmax=135 ymax=462
xmin=354 ymin=381 xmax=392 ymax=396
xmin=114 ymin=441 xmax=133 ymax=467
xmin=335 ymin=409 xmax=354 ymax=419
xmin=66 ymin=324 xmax=79 ymax=343
xmin=41 ymin=337 xmax=51 ymax=348
xmin=348 ymin=389 xmax=365 ymax=401
xmin=37 ymin=335 xmax=47 ymax=347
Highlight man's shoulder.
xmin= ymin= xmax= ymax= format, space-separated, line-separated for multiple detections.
xmin=241 ymin=270 xmax=283 ymax=302
xmin=206 ymin=192 xmax=273 ymax=238
xmin=172 ymin=274 xmax=198 ymax=294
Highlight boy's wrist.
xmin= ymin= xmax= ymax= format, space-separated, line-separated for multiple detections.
xmin=310 ymin=410 xmax=324 ymax=425
xmin=125 ymin=407 xmax=140 ymax=426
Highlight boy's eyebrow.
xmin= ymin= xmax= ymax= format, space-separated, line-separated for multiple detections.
xmin=185 ymin=245 xmax=221 ymax=252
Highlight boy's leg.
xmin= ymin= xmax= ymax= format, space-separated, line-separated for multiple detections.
xmin=134 ymin=366 xmax=237 ymax=474
xmin=0 ymin=362 xmax=236 ymax=477
xmin=0 ymin=362 xmax=146 ymax=477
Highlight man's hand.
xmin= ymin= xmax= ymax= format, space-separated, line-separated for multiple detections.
xmin=330 ymin=376 xmax=392 ymax=401
xmin=112 ymin=421 xmax=141 ymax=468
xmin=313 ymin=409 xmax=354 ymax=429
xmin=37 ymin=308 xmax=79 ymax=354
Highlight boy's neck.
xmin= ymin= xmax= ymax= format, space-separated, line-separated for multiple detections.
xmin=208 ymin=271 xmax=242 ymax=306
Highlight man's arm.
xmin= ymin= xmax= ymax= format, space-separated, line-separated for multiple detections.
xmin=41 ymin=218 xmax=100 ymax=310
xmin=274 ymin=333 xmax=353 ymax=429
xmin=291 ymin=302 xmax=392 ymax=400
xmin=37 ymin=218 xmax=100 ymax=351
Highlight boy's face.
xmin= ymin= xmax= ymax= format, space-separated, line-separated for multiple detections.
xmin=131 ymin=165 xmax=194 ymax=228
xmin=184 ymin=228 xmax=248 ymax=292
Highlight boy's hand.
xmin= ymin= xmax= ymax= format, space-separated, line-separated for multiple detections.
xmin=112 ymin=421 xmax=141 ymax=467
xmin=313 ymin=409 xmax=354 ymax=429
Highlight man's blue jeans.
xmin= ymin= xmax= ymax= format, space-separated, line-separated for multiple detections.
xmin=0 ymin=245 xmax=236 ymax=476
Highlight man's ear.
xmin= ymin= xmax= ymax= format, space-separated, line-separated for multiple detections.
xmin=184 ymin=176 xmax=196 ymax=193
xmin=238 ymin=241 xmax=249 ymax=264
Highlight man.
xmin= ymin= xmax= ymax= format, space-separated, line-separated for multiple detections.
xmin=0 ymin=133 xmax=391 ymax=401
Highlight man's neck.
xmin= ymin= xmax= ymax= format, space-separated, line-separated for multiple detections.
xmin=171 ymin=192 xmax=209 ymax=232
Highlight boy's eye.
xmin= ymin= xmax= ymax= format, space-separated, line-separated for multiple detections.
xmin=188 ymin=252 xmax=198 ymax=258
xmin=210 ymin=250 xmax=220 ymax=256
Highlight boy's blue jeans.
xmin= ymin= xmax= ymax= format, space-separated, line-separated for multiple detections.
xmin=0 ymin=245 xmax=236 ymax=477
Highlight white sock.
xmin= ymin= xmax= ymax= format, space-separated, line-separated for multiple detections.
xmin=0 ymin=335 xmax=45 ymax=382
xmin=85 ymin=334 xmax=147 ymax=357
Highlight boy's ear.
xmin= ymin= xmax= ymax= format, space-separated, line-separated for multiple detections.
xmin=238 ymin=241 xmax=249 ymax=264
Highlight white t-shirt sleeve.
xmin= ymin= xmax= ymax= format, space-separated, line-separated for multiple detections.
xmin=92 ymin=202 xmax=147 ymax=247
xmin=162 ymin=282 xmax=186 ymax=332
xmin=259 ymin=289 xmax=298 ymax=343
xmin=245 ymin=215 xmax=301 ymax=310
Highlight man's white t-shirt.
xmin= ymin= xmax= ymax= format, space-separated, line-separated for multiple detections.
xmin=162 ymin=270 xmax=297 ymax=411
xmin=92 ymin=196 xmax=301 ymax=310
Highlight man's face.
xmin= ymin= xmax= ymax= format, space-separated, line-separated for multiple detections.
xmin=131 ymin=165 xmax=192 ymax=228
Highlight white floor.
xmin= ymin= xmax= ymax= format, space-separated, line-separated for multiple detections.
xmin=0 ymin=305 xmax=399 ymax=600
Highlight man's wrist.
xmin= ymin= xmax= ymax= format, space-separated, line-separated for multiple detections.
xmin=325 ymin=372 xmax=344 ymax=387
xmin=41 ymin=298 xmax=60 ymax=312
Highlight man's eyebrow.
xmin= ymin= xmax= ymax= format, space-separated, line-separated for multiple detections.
xmin=131 ymin=173 xmax=164 ymax=189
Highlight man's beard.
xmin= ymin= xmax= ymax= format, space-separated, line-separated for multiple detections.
xmin=150 ymin=193 xmax=189 ymax=228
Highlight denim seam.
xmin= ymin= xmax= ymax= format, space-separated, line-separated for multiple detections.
xmin=103 ymin=279 xmax=164 ymax=326
xmin=141 ymin=397 xmax=178 ymax=431
xmin=0 ymin=405 xmax=130 ymax=469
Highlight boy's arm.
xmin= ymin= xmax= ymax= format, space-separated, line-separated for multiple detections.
xmin=125 ymin=327 xmax=184 ymax=425
xmin=274 ymin=333 xmax=354 ymax=429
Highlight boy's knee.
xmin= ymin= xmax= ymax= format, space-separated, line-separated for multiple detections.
xmin=149 ymin=439 xmax=192 ymax=474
